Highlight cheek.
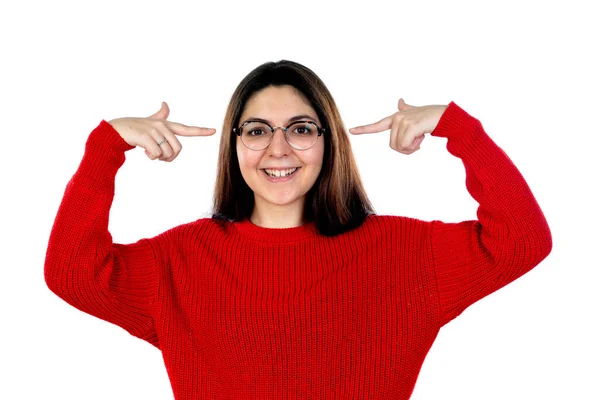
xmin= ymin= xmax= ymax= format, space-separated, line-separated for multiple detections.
xmin=236 ymin=142 xmax=261 ymax=172
xmin=235 ymin=142 xmax=246 ymax=167
xmin=306 ymin=143 xmax=325 ymax=170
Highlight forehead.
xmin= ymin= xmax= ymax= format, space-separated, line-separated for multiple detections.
xmin=241 ymin=85 xmax=318 ymax=121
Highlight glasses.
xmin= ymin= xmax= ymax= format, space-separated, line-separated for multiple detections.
xmin=233 ymin=120 xmax=326 ymax=151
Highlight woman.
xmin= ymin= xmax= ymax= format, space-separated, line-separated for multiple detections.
xmin=45 ymin=60 xmax=552 ymax=399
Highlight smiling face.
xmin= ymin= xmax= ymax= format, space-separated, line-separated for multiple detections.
xmin=236 ymin=85 xmax=325 ymax=225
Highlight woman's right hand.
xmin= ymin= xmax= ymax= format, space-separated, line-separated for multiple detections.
xmin=108 ymin=102 xmax=216 ymax=162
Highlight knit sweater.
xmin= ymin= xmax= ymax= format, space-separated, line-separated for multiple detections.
xmin=45 ymin=102 xmax=552 ymax=399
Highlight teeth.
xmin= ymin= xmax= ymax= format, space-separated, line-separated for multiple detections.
xmin=264 ymin=167 xmax=298 ymax=178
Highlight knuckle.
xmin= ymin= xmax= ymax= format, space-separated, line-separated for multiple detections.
xmin=151 ymin=119 xmax=166 ymax=129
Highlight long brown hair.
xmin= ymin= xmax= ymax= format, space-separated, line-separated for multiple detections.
xmin=212 ymin=60 xmax=375 ymax=236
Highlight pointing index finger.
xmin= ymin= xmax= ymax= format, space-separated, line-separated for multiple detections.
xmin=349 ymin=115 xmax=393 ymax=135
xmin=167 ymin=121 xmax=217 ymax=136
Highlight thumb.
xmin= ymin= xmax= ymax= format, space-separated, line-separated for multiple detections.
xmin=397 ymin=98 xmax=412 ymax=111
xmin=148 ymin=101 xmax=170 ymax=120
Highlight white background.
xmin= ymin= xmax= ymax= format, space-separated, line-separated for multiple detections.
xmin=1 ymin=0 xmax=598 ymax=399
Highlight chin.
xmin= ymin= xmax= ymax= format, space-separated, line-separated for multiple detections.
xmin=269 ymin=195 xmax=304 ymax=207
xmin=258 ymin=192 xmax=306 ymax=208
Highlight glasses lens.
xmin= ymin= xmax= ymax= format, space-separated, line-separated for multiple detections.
xmin=287 ymin=122 xmax=318 ymax=150
xmin=241 ymin=122 xmax=271 ymax=150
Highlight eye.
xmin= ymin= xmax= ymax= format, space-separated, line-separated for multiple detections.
xmin=292 ymin=123 xmax=315 ymax=135
xmin=242 ymin=122 xmax=270 ymax=137
xmin=247 ymin=128 xmax=267 ymax=136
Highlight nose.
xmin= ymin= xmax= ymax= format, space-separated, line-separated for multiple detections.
xmin=267 ymin=127 xmax=291 ymax=156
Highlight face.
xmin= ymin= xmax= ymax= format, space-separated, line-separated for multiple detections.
xmin=236 ymin=85 xmax=325 ymax=217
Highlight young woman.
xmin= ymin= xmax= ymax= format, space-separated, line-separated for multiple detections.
xmin=45 ymin=60 xmax=552 ymax=399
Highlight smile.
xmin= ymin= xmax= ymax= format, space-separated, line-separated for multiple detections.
xmin=262 ymin=167 xmax=300 ymax=180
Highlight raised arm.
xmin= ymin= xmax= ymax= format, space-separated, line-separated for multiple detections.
xmin=427 ymin=102 xmax=552 ymax=324
xmin=350 ymin=99 xmax=552 ymax=325
xmin=44 ymin=103 xmax=216 ymax=346
xmin=44 ymin=120 xmax=164 ymax=346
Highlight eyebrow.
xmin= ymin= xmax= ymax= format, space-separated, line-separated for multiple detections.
xmin=242 ymin=114 xmax=318 ymax=125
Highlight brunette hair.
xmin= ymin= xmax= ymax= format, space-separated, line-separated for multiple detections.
xmin=212 ymin=60 xmax=374 ymax=236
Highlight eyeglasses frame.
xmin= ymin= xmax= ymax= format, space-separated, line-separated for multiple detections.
xmin=233 ymin=120 xmax=326 ymax=151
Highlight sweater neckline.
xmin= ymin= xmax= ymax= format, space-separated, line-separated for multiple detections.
xmin=232 ymin=218 xmax=319 ymax=243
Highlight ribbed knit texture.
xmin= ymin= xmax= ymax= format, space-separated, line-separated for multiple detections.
xmin=45 ymin=102 xmax=552 ymax=399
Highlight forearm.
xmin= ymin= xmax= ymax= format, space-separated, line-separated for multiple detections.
xmin=432 ymin=102 xmax=552 ymax=258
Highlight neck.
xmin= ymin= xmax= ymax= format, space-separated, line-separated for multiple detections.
xmin=250 ymin=197 xmax=306 ymax=228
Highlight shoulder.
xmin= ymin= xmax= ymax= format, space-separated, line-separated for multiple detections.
xmin=361 ymin=214 xmax=433 ymax=233
xmin=146 ymin=216 xmax=230 ymax=247
xmin=171 ymin=216 xmax=229 ymax=237
xmin=365 ymin=214 xmax=436 ymax=247
xmin=338 ymin=214 xmax=434 ymax=247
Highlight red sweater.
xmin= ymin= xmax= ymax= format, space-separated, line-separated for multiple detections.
xmin=45 ymin=102 xmax=552 ymax=399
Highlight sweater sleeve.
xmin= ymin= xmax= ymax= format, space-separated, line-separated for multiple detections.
xmin=44 ymin=120 xmax=162 ymax=349
xmin=428 ymin=102 xmax=552 ymax=326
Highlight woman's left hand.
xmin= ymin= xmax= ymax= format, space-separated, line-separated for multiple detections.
xmin=349 ymin=98 xmax=448 ymax=155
